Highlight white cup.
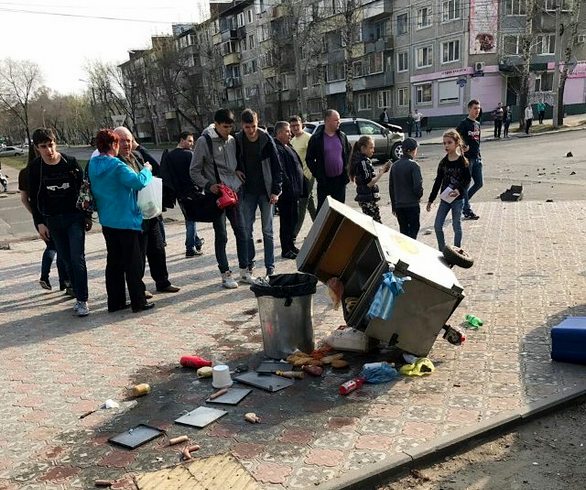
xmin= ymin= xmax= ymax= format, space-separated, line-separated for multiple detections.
xmin=212 ymin=364 xmax=233 ymax=389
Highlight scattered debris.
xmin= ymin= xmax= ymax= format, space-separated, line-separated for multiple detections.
xmin=465 ymin=314 xmax=484 ymax=329
xmin=500 ymin=185 xmax=523 ymax=202
xmin=79 ymin=409 xmax=97 ymax=420
xmin=321 ymin=353 xmax=344 ymax=365
xmin=196 ymin=366 xmax=213 ymax=378
xmin=570 ymin=171 xmax=576 ymax=175
xmin=0 ymin=242 xmax=10 ymax=250
xmin=566 ymin=151 xmax=573 ymax=157
xmin=102 ymin=399 xmax=119 ymax=409
xmin=108 ymin=424 xmax=164 ymax=449
xmin=175 ymin=407 xmax=227 ymax=428
xmin=94 ymin=480 xmax=114 ymax=487
xmin=208 ymin=388 xmax=229 ymax=400
xmin=244 ymin=412 xmax=261 ymax=424
xmin=131 ymin=383 xmax=151 ymax=397
xmin=302 ymin=365 xmax=324 ymax=376
xmin=275 ymin=370 xmax=304 ymax=379
xmin=331 ymin=359 xmax=349 ymax=369
xmin=180 ymin=355 xmax=212 ymax=369
xmin=399 ymin=358 xmax=435 ymax=376
xmin=546 ymin=199 xmax=554 ymax=202
xmin=181 ymin=444 xmax=200 ymax=461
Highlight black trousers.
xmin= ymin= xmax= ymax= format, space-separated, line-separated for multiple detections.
xmin=277 ymin=198 xmax=299 ymax=254
xmin=494 ymin=119 xmax=503 ymax=138
xmin=316 ymin=174 xmax=347 ymax=212
xmin=102 ymin=227 xmax=146 ymax=311
xmin=395 ymin=205 xmax=420 ymax=240
xmin=140 ymin=216 xmax=170 ymax=291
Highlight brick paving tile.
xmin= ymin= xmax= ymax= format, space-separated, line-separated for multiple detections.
xmin=304 ymin=449 xmax=345 ymax=467
xmin=252 ymin=462 xmax=293 ymax=484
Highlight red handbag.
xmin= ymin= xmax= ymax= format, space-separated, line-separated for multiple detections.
xmin=216 ymin=183 xmax=239 ymax=209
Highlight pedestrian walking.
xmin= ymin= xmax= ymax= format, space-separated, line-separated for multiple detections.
xmin=503 ymin=106 xmax=512 ymax=138
xmin=456 ymin=99 xmax=482 ymax=220
xmin=190 ymin=109 xmax=249 ymax=289
xmin=235 ymin=108 xmax=282 ymax=279
xmin=389 ymin=138 xmax=423 ymax=239
xmin=406 ymin=112 xmax=414 ymax=138
xmin=493 ymin=102 xmax=504 ymax=139
xmin=379 ymin=108 xmax=390 ymax=124
xmin=28 ymin=128 xmax=91 ymax=316
xmin=349 ymin=135 xmax=390 ymax=223
xmin=413 ymin=109 xmax=423 ymax=138
xmin=525 ymin=105 xmax=534 ymax=134
xmin=426 ymin=129 xmax=472 ymax=251
xmin=537 ymin=100 xmax=546 ymax=124
xmin=306 ymin=109 xmax=351 ymax=211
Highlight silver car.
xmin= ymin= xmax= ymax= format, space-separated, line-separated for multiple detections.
xmin=304 ymin=118 xmax=404 ymax=162
xmin=0 ymin=146 xmax=25 ymax=157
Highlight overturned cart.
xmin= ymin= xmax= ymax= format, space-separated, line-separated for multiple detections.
xmin=297 ymin=197 xmax=467 ymax=357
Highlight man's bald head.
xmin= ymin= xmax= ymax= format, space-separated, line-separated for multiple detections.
xmin=114 ymin=126 xmax=134 ymax=157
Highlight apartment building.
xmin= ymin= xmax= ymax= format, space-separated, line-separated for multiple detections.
xmin=119 ymin=0 xmax=586 ymax=140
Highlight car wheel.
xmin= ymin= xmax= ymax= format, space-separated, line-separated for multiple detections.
xmin=390 ymin=142 xmax=402 ymax=161
xmin=442 ymin=245 xmax=474 ymax=269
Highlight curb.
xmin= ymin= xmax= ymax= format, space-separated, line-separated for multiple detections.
xmin=315 ymin=383 xmax=586 ymax=490
xmin=419 ymin=124 xmax=586 ymax=146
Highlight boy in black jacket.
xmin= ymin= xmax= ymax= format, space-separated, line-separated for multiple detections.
xmin=456 ymin=99 xmax=482 ymax=220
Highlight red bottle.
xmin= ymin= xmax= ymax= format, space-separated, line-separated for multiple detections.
xmin=180 ymin=355 xmax=213 ymax=369
xmin=339 ymin=377 xmax=365 ymax=395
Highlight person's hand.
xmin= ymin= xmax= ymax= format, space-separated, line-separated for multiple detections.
xmin=235 ymin=170 xmax=246 ymax=183
xmin=210 ymin=183 xmax=221 ymax=194
xmin=85 ymin=216 xmax=93 ymax=232
xmin=269 ymin=194 xmax=279 ymax=204
xmin=143 ymin=162 xmax=152 ymax=172
xmin=449 ymin=190 xmax=459 ymax=198
xmin=37 ymin=223 xmax=50 ymax=241
xmin=383 ymin=161 xmax=391 ymax=173
xmin=426 ymin=202 xmax=432 ymax=212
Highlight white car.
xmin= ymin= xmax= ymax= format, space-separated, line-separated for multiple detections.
xmin=0 ymin=146 xmax=25 ymax=157
xmin=304 ymin=118 xmax=405 ymax=162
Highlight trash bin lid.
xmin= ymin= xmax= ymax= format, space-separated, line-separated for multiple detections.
xmin=250 ymin=273 xmax=318 ymax=298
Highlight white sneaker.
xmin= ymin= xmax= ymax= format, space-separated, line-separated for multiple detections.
xmin=239 ymin=268 xmax=257 ymax=285
xmin=221 ymin=271 xmax=238 ymax=289
xmin=74 ymin=301 xmax=90 ymax=317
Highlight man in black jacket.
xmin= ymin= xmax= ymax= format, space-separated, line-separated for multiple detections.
xmin=456 ymin=99 xmax=482 ymax=220
xmin=274 ymin=121 xmax=304 ymax=259
xmin=306 ymin=109 xmax=351 ymax=211
xmin=113 ymin=126 xmax=180 ymax=295
xmin=160 ymin=131 xmax=204 ymax=258
xmin=235 ymin=109 xmax=282 ymax=279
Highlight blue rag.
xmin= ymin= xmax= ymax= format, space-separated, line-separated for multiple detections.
xmin=367 ymin=272 xmax=408 ymax=321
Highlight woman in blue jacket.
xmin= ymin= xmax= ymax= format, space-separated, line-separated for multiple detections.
xmin=88 ymin=129 xmax=153 ymax=313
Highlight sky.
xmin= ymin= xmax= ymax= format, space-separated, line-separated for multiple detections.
xmin=0 ymin=0 xmax=209 ymax=95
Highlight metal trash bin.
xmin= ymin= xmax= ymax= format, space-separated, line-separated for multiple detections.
xmin=297 ymin=197 xmax=465 ymax=357
xmin=251 ymin=273 xmax=318 ymax=359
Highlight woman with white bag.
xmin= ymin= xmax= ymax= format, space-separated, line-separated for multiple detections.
xmin=88 ymin=129 xmax=155 ymax=313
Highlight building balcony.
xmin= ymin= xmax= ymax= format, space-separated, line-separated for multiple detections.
xmin=364 ymin=70 xmax=394 ymax=89
xmin=221 ymin=29 xmax=239 ymax=42
xmin=363 ymin=0 xmax=392 ymax=20
xmin=223 ymin=52 xmax=241 ymax=65
xmin=224 ymin=76 xmax=242 ymax=88
xmin=237 ymin=26 xmax=246 ymax=39
xmin=364 ymin=36 xmax=393 ymax=54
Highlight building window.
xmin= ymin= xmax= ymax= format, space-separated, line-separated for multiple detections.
xmin=535 ymin=73 xmax=553 ymax=92
xmin=536 ymin=34 xmax=555 ymax=55
xmin=442 ymin=40 xmax=460 ymax=63
xmin=365 ymin=52 xmax=384 ymax=75
xmin=505 ymin=0 xmax=526 ymax=15
xmin=438 ymin=79 xmax=459 ymax=104
xmin=248 ymin=34 xmax=255 ymax=49
xmin=416 ymin=83 xmax=433 ymax=104
xmin=357 ymin=93 xmax=372 ymax=111
xmin=375 ymin=20 xmax=386 ymax=40
xmin=545 ymin=0 xmax=572 ymax=11
xmin=417 ymin=7 xmax=432 ymax=29
xmin=281 ymin=74 xmax=289 ymax=90
xmin=352 ymin=60 xmax=363 ymax=78
xmin=416 ymin=46 xmax=433 ymax=68
xmin=397 ymin=13 xmax=408 ymax=35
xmin=237 ymin=12 xmax=245 ymax=27
xmin=326 ymin=62 xmax=345 ymax=82
xmin=246 ymin=9 xmax=253 ymax=23
xmin=397 ymin=87 xmax=408 ymax=107
xmin=397 ymin=51 xmax=408 ymax=72
xmin=442 ymin=0 xmax=460 ymax=22
xmin=378 ymin=90 xmax=392 ymax=108
xmin=504 ymin=35 xmax=521 ymax=55
xmin=245 ymin=85 xmax=257 ymax=99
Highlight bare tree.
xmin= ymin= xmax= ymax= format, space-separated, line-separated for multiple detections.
xmin=85 ymin=61 xmax=128 ymax=129
xmin=0 ymin=58 xmax=43 ymax=146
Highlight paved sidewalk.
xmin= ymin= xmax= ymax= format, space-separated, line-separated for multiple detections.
xmin=0 ymin=200 xmax=586 ymax=489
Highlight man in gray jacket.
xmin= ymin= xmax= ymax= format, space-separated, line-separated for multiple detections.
xmin=189 ymin=109 xmax=248 ymax=289
xmin=389 ymin=138 xmax=423 ymax=239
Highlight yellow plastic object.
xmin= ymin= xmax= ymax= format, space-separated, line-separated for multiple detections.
xmin=197 ymin=366 xmax=213 ymax=378
xmin=399 ymin=357 xmax=435 ymax=376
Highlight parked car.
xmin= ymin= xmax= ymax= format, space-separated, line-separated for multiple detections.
xmin=0 ymin=146 xmax=25 ymax=157
xmin=304 ymin=118 xmax=404 ymax=162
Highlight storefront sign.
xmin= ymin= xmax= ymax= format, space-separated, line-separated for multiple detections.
xmin=469 ymin=0 xmax=498 ymax=55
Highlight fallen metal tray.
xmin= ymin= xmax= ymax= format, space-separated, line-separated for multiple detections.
xmin=175 ymin=407 xmax=227 ymax=428
xmin=255 ymin=360 xmax=292 ymax=373
xmin=234 ymin=372 xmax=294 ymax=392
xmin=206 ymin=388 xmax=252 ymax=405
xmin=108 ymin=424 xmax=163 ymax=449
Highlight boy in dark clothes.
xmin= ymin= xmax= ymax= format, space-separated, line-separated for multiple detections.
xmin=389 ymin=138 xmax=423 ymax=239
xmin=456 ymin=99 xmax=482 ymax=220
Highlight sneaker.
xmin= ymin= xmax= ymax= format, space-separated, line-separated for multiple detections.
xmin=185 ymin=249 xmax=196 ymax=257
xmin=73 ymin=301 xmax=90 ymax=316
xmin=144 ymin=290 xmax=154 ymax=299
xmin=239 ymin=268 xmax=257 ymax=284
xmin=221 ymin=271 xmax=238 ymax=289
xmin=462 ymin=212 xmax=480 ymax=220
xmin=281 ymin=250 xmax=297 ymax=260
xmin=39 ymin=278 xmax=52 ymax=290
xmin=266 ymin=267 xmax=275 ymax=278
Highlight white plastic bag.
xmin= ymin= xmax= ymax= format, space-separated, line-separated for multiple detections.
xmin=137 ymin=177 xmax=163 ymax=219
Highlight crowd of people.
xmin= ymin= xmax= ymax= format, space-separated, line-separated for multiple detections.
xmin=19 ymin=100 xmax=486 ymax=317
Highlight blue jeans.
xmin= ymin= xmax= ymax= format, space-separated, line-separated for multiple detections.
xmin=41 ymin=238 xmax=69 ymax=289
xmin=434 ymin=199 xmax=464 ymax=251
xmin=241 ymin=192 xmax=275 ymax=271
xmin=463 ymin=157 xmax=483 ymax=215
xmin=46 ymin=212 xmax=88 ymax=301
xmin=212 ymin=198 xmax=248 ymax=273
xmin=185 ymin=221 xmax=203 ymax=251
xmin=415 ymin=121 xmax=422 ymax=137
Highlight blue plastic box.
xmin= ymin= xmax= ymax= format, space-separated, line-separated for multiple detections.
xmin=551 ymin=317 xmax=586 ymax=365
